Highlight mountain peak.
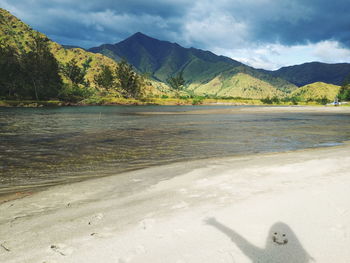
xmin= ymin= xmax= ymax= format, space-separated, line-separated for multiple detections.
xmin=132 ymin=32 xmax=147 ymax=37
xmin=124 ymin=32 xmax=158 ymax=43
xmin=89 ymin=32 xmax=245 ymax=83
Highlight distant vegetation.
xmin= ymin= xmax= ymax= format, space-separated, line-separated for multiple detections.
xmin=259 ymin=82 xmax=343 ymax=105
xmin=290 ymin=82 xmax=340 ymax=104
xmin=267 ymin=62 xmax=350 ymax=87
xmin=338 ymin=74 xmax=350 ymax=101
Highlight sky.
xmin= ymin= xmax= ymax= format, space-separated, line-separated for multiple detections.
xmin=1 ymin=0 xmax=350 ymax=70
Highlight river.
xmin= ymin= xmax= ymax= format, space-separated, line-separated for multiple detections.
xmin=1 ymin=105 xmax=349 ymax=194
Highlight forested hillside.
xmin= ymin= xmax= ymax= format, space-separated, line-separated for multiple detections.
xmin=0 ymin=8 xmax=164 ymax=102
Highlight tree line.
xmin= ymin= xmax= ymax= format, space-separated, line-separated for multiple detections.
xmin=0 ymin=36 xmax=62 ymax=100
xmin=94 ymin=60 xmax=142 ymax=99
xmin=339 ymin=74 xmax=350 ymax=101
xmin=0 ymin=35 xmax=143 ymax=102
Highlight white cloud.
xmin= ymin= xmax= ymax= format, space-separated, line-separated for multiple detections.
xmin=312 ymin=41 xmax=350 ymax=63
xmin=179 ymin=1 xmax=249 ymax=49
xmin=182 ymin=14 xmax=248 ymax=48
xmin=212 ymin=41 xmax=350 ymax=70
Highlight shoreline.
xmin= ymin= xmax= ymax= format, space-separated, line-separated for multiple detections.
xmin=1 ymin=140 xmax=348 ymax=204
xmin=1 ymin=144 xmax=350 ymax=262
xmin=1 ymin=98 xmax=349 ymax=108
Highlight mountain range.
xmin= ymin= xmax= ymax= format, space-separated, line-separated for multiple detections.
xmin=264 ymin=62 xmax=350 ymax=86
xmin=89 ymin=33 xmax=298 ymax=98
xmin=88 ymin=32 xmax=350 ymax=99
xmin=1 ymin=7 xmax=350 ymax=101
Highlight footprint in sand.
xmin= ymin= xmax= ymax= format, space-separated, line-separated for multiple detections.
xmin=171 ymin=201 xmax=189 ymax=209
xmin=90 ymin=232 xmax=113 ymax=238
xmin=88 ymin=213 xmax=104 ymax=225
xmin=50 ymin=244 xmax=74 ymax=256
xmin=139 ymin=218 xmax=155 ymax=230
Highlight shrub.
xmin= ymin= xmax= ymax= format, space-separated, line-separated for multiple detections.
xmin=192 ymin=96 xmax=204 ymax=105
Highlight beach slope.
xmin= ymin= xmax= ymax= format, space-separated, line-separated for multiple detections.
xmin=1 ymin=144 xmax=350 ymax=262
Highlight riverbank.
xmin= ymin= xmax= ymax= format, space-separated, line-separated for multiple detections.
xmin=0 ymin=98 xmax=265 ymax=107
xmin=1 ymin=144 xmax=350 ymax=262
xmin=2 ymin=97 xmax=347 ymax=107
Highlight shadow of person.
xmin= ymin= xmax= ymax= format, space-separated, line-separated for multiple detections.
xmin=205 ymin=217 xmax=314 ymax=263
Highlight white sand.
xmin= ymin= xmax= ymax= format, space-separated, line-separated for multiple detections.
xmin=1 ymin=144 xmax=350 ymax=262
xmin=136 ymin=105 xmax=350 ymax=115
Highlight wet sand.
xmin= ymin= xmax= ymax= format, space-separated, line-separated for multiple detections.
xmin=0 ymin=192 xmax=34 ymax=204
xmin=1 ymin=143 xmax=350 ymax=262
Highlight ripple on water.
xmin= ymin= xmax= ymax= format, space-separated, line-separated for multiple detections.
xmin=1 ymin=106 xmax=350 ymax=193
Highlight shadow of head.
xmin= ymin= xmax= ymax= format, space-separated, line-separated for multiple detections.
xmin=265 ymin=222 xmax=314 ymax=262
xmin=269 ymin=222 xmax=290 ymax=245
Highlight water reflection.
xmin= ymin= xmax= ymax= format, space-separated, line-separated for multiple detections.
xmin=0 ymin=106 xmax=349 ymax=193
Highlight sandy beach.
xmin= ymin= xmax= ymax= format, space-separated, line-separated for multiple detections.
xmin=1 ymin=143 xmax=350 ymax=262
xmin=133 ymin=105 xmax=350 ymax=116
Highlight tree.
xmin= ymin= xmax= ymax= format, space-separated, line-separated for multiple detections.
xmin=58 ymin=58 xmax=93 ymax=102
xmin=261 ymin=97 xmax=273 ymax=104
xmin=61 ymin=59 xmax=87 ymax=86
xmin=338 ymin=73 xmax=350 ymax=101
xmin=316 ymin=96 xmax=330 ymax=105
xmin=94 ymin=65 xmax=116 ymax=91
xmin=115 ymin=59 xmax=142 ymax=98
xmin=0 ymin=44 xmax=22 ymax=98
xmin=21 ymin=35 xmax=63 ymax=100
xmin=338 ymin=86 xmax=350 ymax=101
xmin=167 ymin=71 xmax=185 ymax=96
xmin=290 ymin=96 xmax=299 ymax=105
xmin=82 ymin=57 xmax=92 ymax=73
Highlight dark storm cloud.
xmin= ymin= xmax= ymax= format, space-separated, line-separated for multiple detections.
xmin=0 ymin=0 xmax=190 ymax=47
xmin=237 ymin=0 xmax=350 ymax=47
xmin=1 ymin=0 xmax=350 ymax=49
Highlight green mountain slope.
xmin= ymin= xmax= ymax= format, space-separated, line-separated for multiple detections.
xmin=0 ymin=8 xmax=117 ymax=88
xmin=188 ymin=73 xmax=285 ymax=99
xmin=291 ymin=82 xmax=341 ymax=101
xmin=89 ymin=32 xmax=297 ymax=98
xmin=0 ymin=9 xmax=168 ymax=100
xmin=265 ymin=62 xmax=350 ymax=87
xmin=89 ymin=32 xmax=240 ymax=82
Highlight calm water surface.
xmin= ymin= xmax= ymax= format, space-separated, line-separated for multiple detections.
xmin=1 ymin=105 xmax=349 ymax=194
